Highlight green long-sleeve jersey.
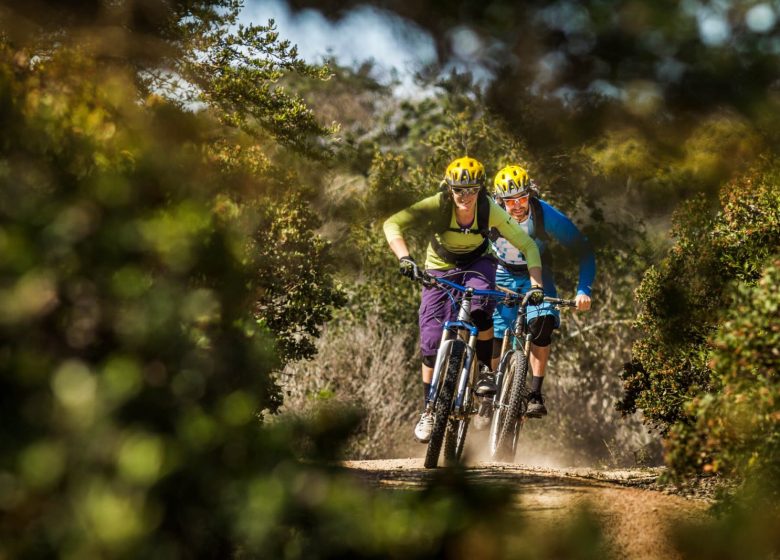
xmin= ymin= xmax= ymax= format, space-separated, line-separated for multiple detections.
xmin=383 ymin=194 xmax=542 ymax=271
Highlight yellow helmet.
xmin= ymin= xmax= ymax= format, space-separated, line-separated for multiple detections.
xmin=444 ymin=156 xmax=486 ymax=187
xmin=493 ymin=165 xmax=532 ymax=198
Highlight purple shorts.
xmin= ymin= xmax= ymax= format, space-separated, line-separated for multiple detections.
xmin=418 ymin=256 xmax=497 ymax=358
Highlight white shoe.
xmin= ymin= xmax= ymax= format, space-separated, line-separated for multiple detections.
xmin=414 ymin=411 xmax=434 ymax=443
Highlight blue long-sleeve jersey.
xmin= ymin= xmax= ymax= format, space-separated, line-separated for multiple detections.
xmin=491 ymin=199 xmax=596 ymax=296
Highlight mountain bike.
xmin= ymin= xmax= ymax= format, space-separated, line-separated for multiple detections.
xmin=488 ymin=289 xmax=576 ymax=462
xmin=408 ymin=270 xmax=519 ymax=468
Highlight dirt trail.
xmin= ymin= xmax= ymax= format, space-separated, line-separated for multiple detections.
xmin=342 ymin=459 xmax=709 ymax=560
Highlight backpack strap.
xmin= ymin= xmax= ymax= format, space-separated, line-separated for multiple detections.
xmin=436 ymin=189 xmax=491 ymax=236
xmin=429 ymin=189 xmax=492 ymax=266
xmin=529 ymin=197 xmax=547 ymax=240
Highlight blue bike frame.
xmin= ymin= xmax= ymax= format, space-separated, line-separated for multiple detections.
xmin=425 ymin=276 xmax=513 ymax=414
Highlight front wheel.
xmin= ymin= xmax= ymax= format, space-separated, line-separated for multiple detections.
xmin=489 ymin=355 xmax=513 ymax=459
xmin=424 ymin=339 xmax=465 ymax=469
xmin=444 ymin=384 xmax=472 ymax=466
xmin=494 ymin=351 xmax=529 ymax=462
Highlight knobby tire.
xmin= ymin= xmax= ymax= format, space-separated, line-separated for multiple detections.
xmin=496 ymin=351 xmax=529 ymax=462
xmin=425 ymin=339 xmax=465 ymax=469
xmin=444 ymin=384 xmax=472 ymax=466
xmin=489 ymin=359 xmax=514 ymax=459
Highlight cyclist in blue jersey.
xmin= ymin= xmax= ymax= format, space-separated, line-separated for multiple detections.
xmin=383 ymin=157 xmax=544 ymax=443
xmin=488 ymin=165 xmax=595 ymax=417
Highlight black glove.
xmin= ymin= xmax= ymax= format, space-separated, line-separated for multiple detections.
xmin=399 ymin=255 xmax=420 ymax=280
xmin=527 ymin=285 xmax=545 ymax=305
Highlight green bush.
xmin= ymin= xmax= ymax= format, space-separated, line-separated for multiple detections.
xmin=621 ymin=155 xmax=780 ymax=479
xmin=0 ymin=32 xmax=347 ymax=555
xmin=665 ymin=259 xmax=780 ymax=485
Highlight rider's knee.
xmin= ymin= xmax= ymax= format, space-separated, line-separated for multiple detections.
xmin=422 ymin=354 xmax=437 ymax=368
xmin=471 ymin=309 xmax=493 ymax=332
xmin=528 ymin=315 xmax=556 ymax=347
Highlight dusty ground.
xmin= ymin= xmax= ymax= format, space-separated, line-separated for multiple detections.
xmin=342 ymin=458 xmax=709 ymax=560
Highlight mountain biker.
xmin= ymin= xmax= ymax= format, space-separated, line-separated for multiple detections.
xmin=383 ymin=156 xmax=545 ymax=443
xmin=489 ymin=164 xmax=595 ymax=417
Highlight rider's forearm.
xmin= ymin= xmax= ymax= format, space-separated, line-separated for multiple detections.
xmin=389 ymin=237 xmax=410 ymax=260
xmin=528 ymin=266 xmax=543 ymax=289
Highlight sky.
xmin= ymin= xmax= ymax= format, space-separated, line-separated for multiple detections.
xmin=239 ymin=1 xmax=780 ymax=104
xmin=241 ymin=0 xmax=439 ymax=90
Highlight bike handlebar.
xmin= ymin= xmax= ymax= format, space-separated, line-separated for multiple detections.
xmin=424 ymin=273 xmax=510 ymax=300
xmin=411 ymin=271 xmax=577 ymax=309
xmin=542 ymin=296 xmax=577 ymax=308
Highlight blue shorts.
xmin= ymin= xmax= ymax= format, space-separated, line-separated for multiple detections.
xmin=492 ymin=267 xmax=560 ymax=339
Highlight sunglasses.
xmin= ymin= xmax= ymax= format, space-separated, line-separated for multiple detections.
xmin=450 ymin=186 xmax=481 ymax=196
xmin=503 ymin=194 xmax=530 ymax=206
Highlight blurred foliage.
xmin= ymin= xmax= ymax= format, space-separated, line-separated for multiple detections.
xmin=665 ymin=258 xmax=780 ymax=487
xmin=294 ymin=0 xmax=780 ymax=139
xmin=620 ymin=156 xmax=780 ymax=483
xmin=4 ymin=0 xmax=780 ymax=556
xmin=584 ymin=110 xmax=762 ymax=214
xmin=0 ymin=0 xmax=333 ymax=157
xmin=0 ymin=2 xmax=350 ymax=555
xmin=0 ymin=2 xmax=623 ymax=558
xmin=673 ymin=470 xmax=780 ymax=560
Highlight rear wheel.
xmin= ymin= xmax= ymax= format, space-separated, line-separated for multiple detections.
xmin=424 ymin=339 xmax=465 ymax=468
xmin=495 ymin=351 xmax=529 ymax=462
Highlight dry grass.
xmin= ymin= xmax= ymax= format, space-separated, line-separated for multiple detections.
xmin=278 ymin=303 xmax=662 ymax=466
xmin=518 ymin=301 xmax=662 ymax=467
xmin=277 ymin=314 xmax=421 ymax=458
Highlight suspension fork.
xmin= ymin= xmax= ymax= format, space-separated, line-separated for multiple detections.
xmin=454 ymin=290 xmax=476 ymax=410
xmin=494 ymin=334 xmax=514 ymax=404
xmin=426 ymin=328 xmax=454 ymax=409
xmin=494 ymin=305 xmax=530 ymax=402
xmin=455 ymin=329 xmax=477 ymax=410
xmin=426 ymin=289 xmax=476 ymax=410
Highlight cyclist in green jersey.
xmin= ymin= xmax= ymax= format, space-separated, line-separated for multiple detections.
xmin=383 ymin=156 xmax=544 ymax=443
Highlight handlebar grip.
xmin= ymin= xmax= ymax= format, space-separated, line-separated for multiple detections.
xmin=543 ymin=297 xmax=577 ymax=308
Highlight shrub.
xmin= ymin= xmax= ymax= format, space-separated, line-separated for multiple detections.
xmin=622 ymin=155 xmax=780 ymax=479
xmin=665 ymin=259 xmax=780 ymax=486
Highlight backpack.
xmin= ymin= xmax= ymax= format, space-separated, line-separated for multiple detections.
xmin=428 ymin=186 xmax=492 ymax=266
